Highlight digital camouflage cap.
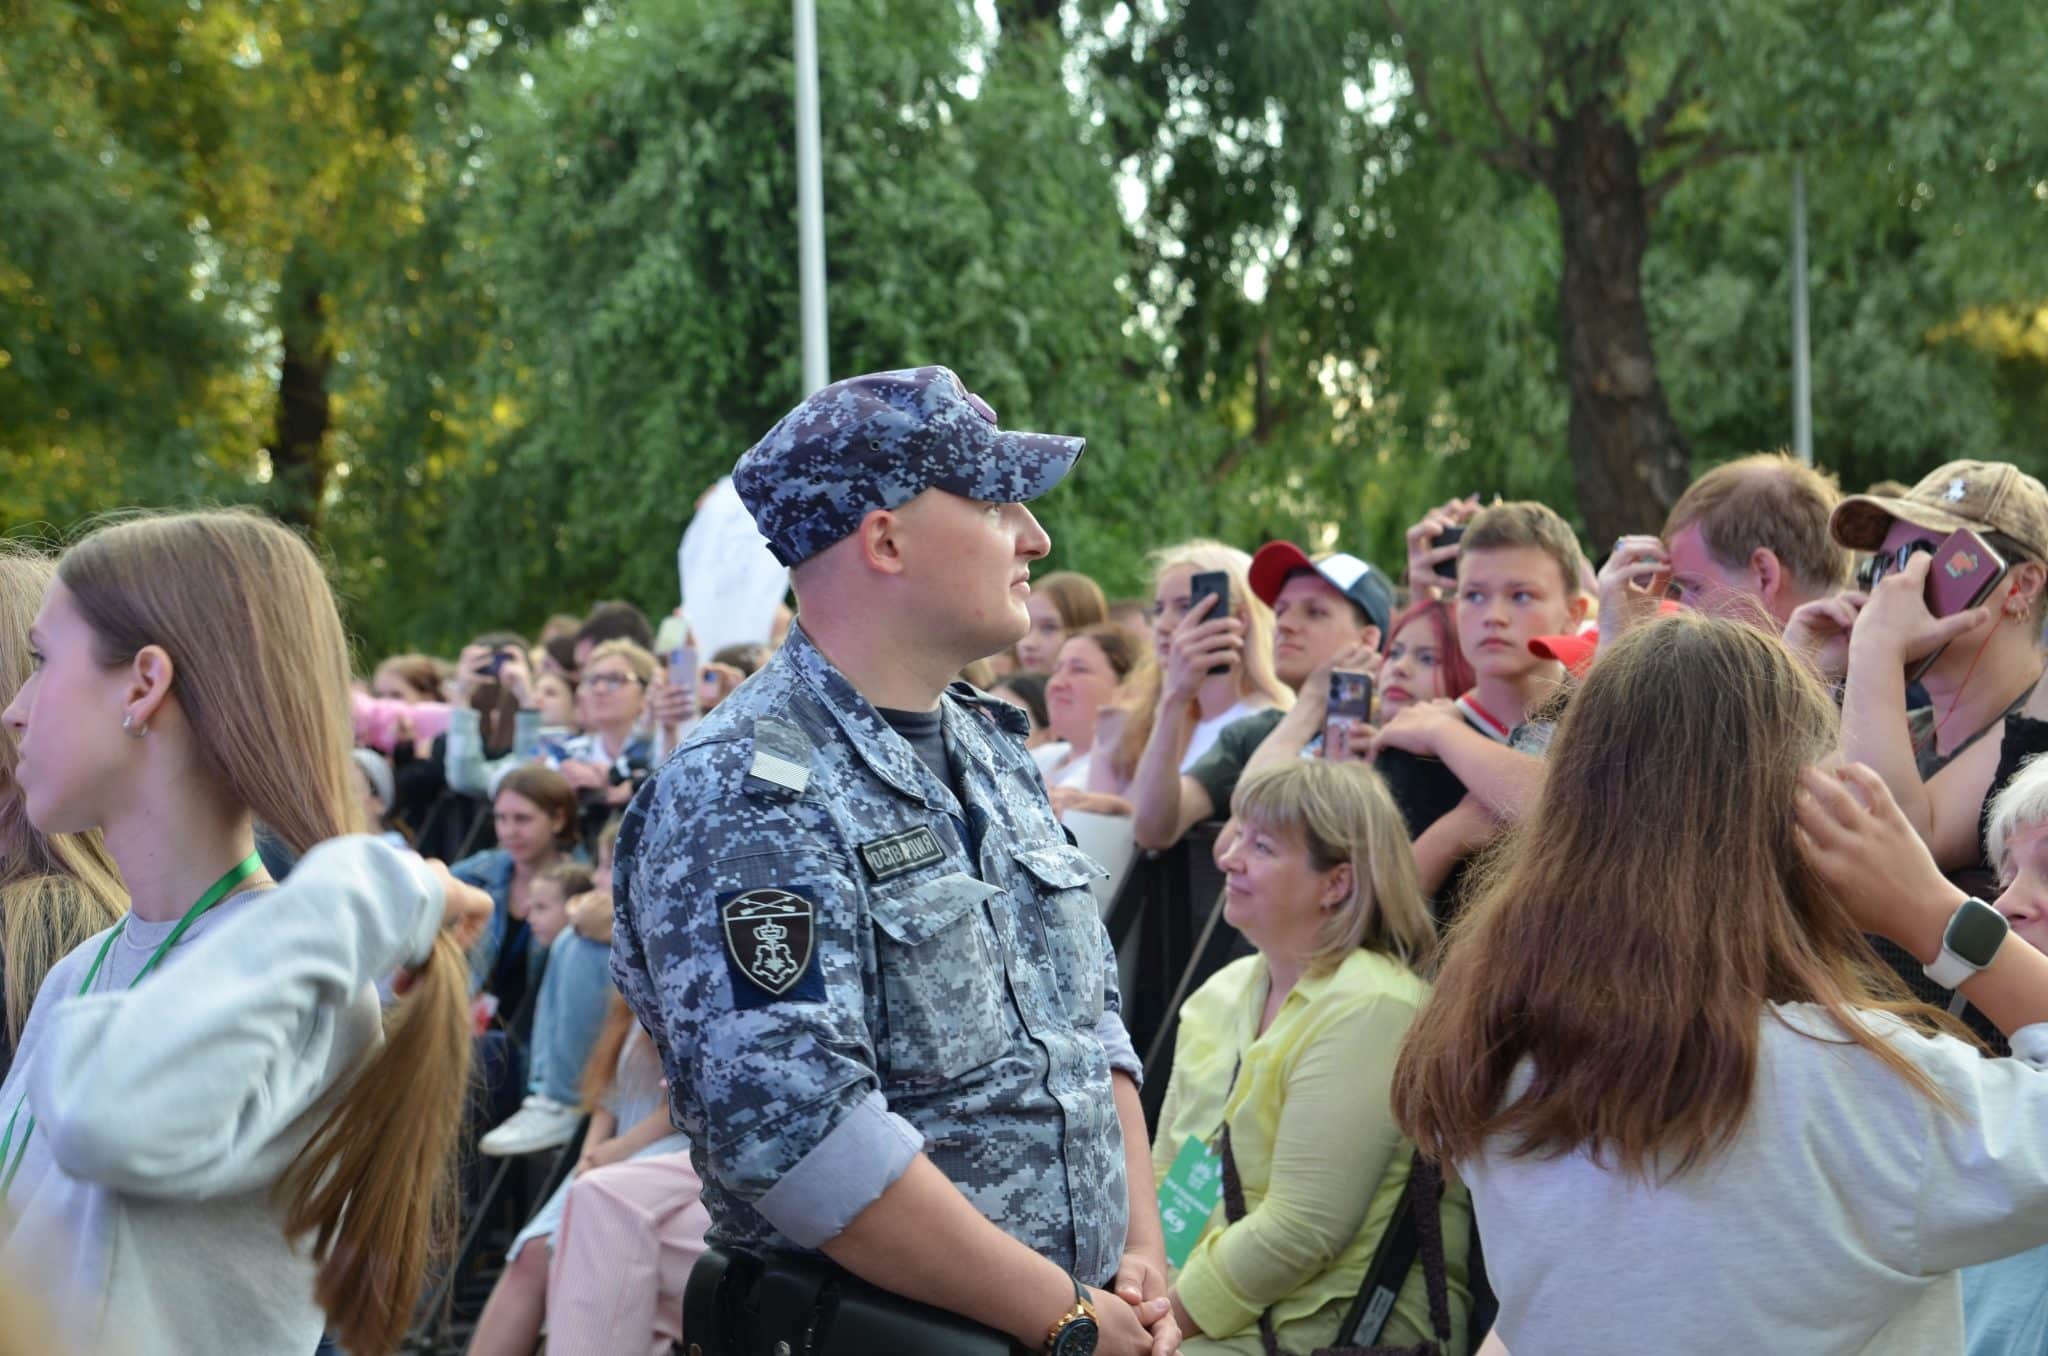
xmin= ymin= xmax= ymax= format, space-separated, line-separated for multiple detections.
xmin=732 ymin=366 xmax=1086 ymax=567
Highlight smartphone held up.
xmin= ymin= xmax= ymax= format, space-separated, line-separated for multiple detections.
xmin=1187 ymin=570 xmax=1232 ymax=676
xmin=1324 ymin=670 xmax=1374 ymax=763
xmin=1908 ymin=528 xmax=2010 ymax=681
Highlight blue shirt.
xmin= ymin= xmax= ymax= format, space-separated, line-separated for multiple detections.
xmin=611 ymin=623 xmax=1138 ymax=1282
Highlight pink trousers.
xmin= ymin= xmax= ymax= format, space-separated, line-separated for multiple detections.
xmin=546 ymin=1149 xmax=713 ymax=1356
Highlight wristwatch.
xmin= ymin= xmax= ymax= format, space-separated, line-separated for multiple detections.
xmin=1924 ymin=897 xmax=2011 ymax=990
xmin=1042 ymin=1274 xmax=1099 ymax=1356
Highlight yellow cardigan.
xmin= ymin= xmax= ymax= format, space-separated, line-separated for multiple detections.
xmin=1152 ymin=948 xmax=1470 ymax=1346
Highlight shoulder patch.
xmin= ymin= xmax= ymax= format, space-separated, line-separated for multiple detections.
xmin=719 ymin=887 xmax=825 ymax=1008
xmin=744 ymin=716 xmax=814 ymax=798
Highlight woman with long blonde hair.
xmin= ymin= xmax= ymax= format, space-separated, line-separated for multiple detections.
xmin=1106 ymin=541 xmax=1291 ymax=796
xmin=0 ymin=509 xmax=484 ymax=1356
xmin=0 ymin=543 xmax=125 ymax=1079
xmin=1393 ymin=614 xmax=2048 ymax=1354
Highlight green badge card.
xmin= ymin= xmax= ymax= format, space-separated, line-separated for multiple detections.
xmin=1157 ymin=1136 xmax=1224 ymax=1269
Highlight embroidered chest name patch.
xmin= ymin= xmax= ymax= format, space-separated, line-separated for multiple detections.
xmin=858 ymin=826 xmax=947 ymax=882
xmin=720 ymin=887 xmax=823 ymax=1007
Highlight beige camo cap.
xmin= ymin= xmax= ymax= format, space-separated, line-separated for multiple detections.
xmin=1831 ymin=459 xmax=2048 ymax=563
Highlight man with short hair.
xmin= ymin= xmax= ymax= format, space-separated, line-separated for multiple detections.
xmin=611 ymin=367 xmax=1175 ymax=1356
xmin=1603 ymin=452 xmax=1849 ymax=644
xmin=1129 ymin=541 xmax=1392 ymax=851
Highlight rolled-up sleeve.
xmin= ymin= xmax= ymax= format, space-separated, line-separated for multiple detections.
xmin=616 ymin=771 xmax=902 ymax=1249
xmin=1097 ymin=1007 xmax=1143 ymax=1084
xmin=756 ymin=1089 xmax=924 ymax=1246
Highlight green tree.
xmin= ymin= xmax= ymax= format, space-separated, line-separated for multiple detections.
xmin=1088 ymin=0 xmax=2048 ymax=547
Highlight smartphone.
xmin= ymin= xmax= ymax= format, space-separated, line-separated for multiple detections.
xmin=669 ymin=643 xmax=697 ymax=692
xmin=484 ymin=652 xmax=507 ymax=679
xmin=1910 ymin=529 xmax=2010 ymax=682
xmin=1324 ymin=670 xmax=1375 ymax=762
xmin=1432 ymin=525 xmax=1465 ymax=580
xmin=1187 ymin=570 xmax=1232 ymax=675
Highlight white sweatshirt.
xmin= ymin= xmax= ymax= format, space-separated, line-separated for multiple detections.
xmin=1466 ymin=1004 xmax=2048 ymax=1355
xmin=0 ymin=836 xmax=443 ymax=1356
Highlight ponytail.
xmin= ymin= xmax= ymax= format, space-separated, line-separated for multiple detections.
xmin=277 ymin=933 xmax=470 ymax=1352
xmin=59 ymin=510 xmax=472 ymax=1354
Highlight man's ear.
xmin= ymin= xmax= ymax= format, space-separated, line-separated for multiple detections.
xmin=856 ymin=507 xmax=910 ymax=578
xmin=1565 ymin=590 xmax=1591 ymax=628
xmin=126 ymin=644 xmax=177 ymax=731
xmin=1359 ymin=624 xmax=1383 ymax=654
xmin=1751 ymin=548 xmax=1785 ymax=603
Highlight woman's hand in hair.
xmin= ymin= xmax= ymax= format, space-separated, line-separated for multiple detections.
xmin=1849 ymin=553 xmax=1994 ymax=666
xmin=390 ymin=861 xmax=494 ymax=994
xmin=1161 ymin=593 xmax=1243 ymax=702
xmin=1795 ymin=762 xmax=1965 ymax=949
xmin=423 ymin=860 xmax=495 ymax=951
xmin=1784 ymin=592 xmax=1867 ymax=686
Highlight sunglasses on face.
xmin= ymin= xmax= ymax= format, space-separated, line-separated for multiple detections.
xmin=1856 ymin=539 xmax=1939 ymax=591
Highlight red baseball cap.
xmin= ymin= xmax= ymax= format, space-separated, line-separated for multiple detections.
xmin=1527 ymin=629 xmax=1598 ymax=677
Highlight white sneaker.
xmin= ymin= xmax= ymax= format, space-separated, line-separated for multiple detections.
xmin=479 ymin=1096 xmax=579 ymax=1156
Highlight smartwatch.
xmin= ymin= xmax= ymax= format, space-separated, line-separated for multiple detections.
xmin=1923 ymin=897 xmax=2010 ymax=990
xmin=1042 ymin=1274 xmax=1099 ymax=1356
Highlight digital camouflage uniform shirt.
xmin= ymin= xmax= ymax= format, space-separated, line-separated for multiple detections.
xmin=612 ymin=623 xmax=1142 ymax=1283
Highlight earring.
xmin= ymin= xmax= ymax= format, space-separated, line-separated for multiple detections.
xmin=121 ymin=714 xmax=148 ymax=739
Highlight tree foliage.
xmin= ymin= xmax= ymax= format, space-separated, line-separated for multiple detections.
xmin=4 ymin=0 xmax=2047 ymax=655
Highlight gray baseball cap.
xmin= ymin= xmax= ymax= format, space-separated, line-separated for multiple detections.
xmin=732 ymin=366 xmax=1085 ymax=567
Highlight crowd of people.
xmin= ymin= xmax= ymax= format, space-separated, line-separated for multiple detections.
xmin=0 ymin=361 xmax=2046 ymax=1356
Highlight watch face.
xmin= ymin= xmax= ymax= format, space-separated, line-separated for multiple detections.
xmin=1052 ymin=1316 xmax=1099 ymax=1356
xmin=1948 ymin=898 xmax=2011 ymax=967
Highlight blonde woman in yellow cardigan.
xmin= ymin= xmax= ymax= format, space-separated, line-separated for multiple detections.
xmin=1154 ymin=760 xmax=1469 ymax=1354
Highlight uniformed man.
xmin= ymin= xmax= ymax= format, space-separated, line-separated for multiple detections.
xmin=612 ymin=367 xmax=1178 ymax=1356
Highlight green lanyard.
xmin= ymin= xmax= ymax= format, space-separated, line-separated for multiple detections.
xmin=0 ymin=851 xmax=263 ymax=1206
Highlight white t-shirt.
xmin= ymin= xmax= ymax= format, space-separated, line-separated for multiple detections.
xmin=1031 ymin=741 xmax=1094 ymax=791
xmin=1182 ymin=698 xmax=1273 ymax=772
xmin=1466 ymin=1004 xmax=2048 ymax=1355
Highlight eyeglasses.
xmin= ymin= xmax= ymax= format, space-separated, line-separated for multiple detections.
xmin=1143 ymin=597 xmax=1193 ymax=623
xmin=1856 ymin=539 xmax=1938 ymax=591
xmin=584 ymin=672 xmax=646 ymax=693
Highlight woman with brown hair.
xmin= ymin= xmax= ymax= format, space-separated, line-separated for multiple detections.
xmin=1017 ymin=569 xmax=1111 ymax=674
xmin=0 ymin=509 xmax=485 ymax=1356
xmin=1393 ymin=614 xmax=2048 ymax=1355
xmin=0 ymin=544 xmax=125 ymax=1081
xmin=1036 ymin=622 xmax=1152 ymax=812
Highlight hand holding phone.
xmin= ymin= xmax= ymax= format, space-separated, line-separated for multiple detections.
xmin=1431 ymin=526 xmax=1465 ymax=581
xmin=1908 ymin=528 xmax=2011 ymax=682
xmin=1323 ymin=670 xmax=1375 ymax=762
xmin=1187 ymin=571 xmax=1233 ymax=676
